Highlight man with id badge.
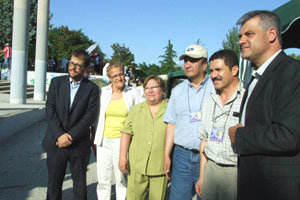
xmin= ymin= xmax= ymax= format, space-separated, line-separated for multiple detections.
xmin=195 ymin=50 xmax=244 ymax=200
xmin=164 ymin=44 xmax=214 ymax=200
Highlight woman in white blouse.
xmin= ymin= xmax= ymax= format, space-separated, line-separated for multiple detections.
xmin=93 ymin=63 xmax=143 ymax=200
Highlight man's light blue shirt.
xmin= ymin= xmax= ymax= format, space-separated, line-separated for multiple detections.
xmin=164 ymin=74 xmax=214 ymax=150
xmin=69 ymin=77 xmax=82 ymax=108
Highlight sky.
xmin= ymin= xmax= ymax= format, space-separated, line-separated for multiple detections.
xmin=49 ymin=0 xmax=299 ymax=65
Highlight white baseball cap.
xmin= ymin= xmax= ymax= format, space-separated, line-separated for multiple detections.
xmin=179 ymin=44 xmax=208 ymax=60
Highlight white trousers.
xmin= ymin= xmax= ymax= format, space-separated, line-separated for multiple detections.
xmin=96 ymin=137 xmax=127 ymax=200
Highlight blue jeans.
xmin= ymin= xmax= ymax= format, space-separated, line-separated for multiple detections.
xmin=170 ymin=145 xmax=201 ymax=200
xmin=4 ymin=57 xmax=11 ymax=70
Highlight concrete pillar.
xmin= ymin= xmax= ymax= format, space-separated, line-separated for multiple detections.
xmin=34 ymin=0 xmax=49 ymax=101
xmin=10 ymin=0 xmax=30 ymax=104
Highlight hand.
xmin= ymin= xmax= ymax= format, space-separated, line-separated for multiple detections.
xmin=56 ymin=133 xmax=73 ymax=148
xmin=119 ymin=157 xmax=128 ymax=174
xmin=195 ymin=178 xmax=204 ymax=197
xmin=228 ymin=123 xmax=243 ymax=144
xmin=164 ymin=155 xmax=171 ymax=180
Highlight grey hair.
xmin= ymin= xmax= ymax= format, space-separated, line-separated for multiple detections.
xmin=236 ymin=10 xmax=282 ymax=45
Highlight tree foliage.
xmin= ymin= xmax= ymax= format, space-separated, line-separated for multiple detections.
xmin=0 ymin=0 xmax=14 ymax=47
xmin=28 ymin=0 xmax=38 ymax=68
xmin=147 ymin=63 xmax=161 ymax=76
xmin=0 ymin=0 xmax=51 ymax=68
xmin=0 ymin=0 xmax=107 ymax=72
xmin=289 ymin=53 xmax=300 ymax=60
xmin=110 ymin=43 xmax=135 ymax=68
xmin=48 ymin=25 xmax=98 ymax=60
xmin=135 ymin=62 xmax=161 ymax=79
xmin=222 ymin=26 xmax=240 ymax=57
xmin=159 ymin=40 xmax=177 ymax=74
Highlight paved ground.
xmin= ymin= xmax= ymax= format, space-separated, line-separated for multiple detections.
xmin=0 ymin=81 xmax=199 ymax=200
xmin=0 ymin=120 xmax=196 ymax=200
xmin=0 ymin=92 xmax=45 ymax=117
xmin=0 ymin=120 xmax=101 ymax=200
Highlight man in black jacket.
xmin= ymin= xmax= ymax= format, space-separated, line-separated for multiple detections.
xmin=229 ymin=10 xmax=300 ymax=200
xmin=42 ymin=50 xmax=99 ymax=200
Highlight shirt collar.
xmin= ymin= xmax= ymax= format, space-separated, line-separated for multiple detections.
xmin=252 ymin=49 xmax=282 ymax=78
xmin=212 ymin=81 xmax=243 ymax=105
xmin=188 ymin=74 xmax=209 ymax=88
xmin=69 ymin=77 xmax=83 ymax=85
xmin=141 ymin=100 xmax=168 ymax=117
xmin=104 ymin=84 xmax=130 ymax=91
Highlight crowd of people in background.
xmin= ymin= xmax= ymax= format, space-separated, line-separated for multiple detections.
xmin=46 ymin=52 xmax=106 ymax=75
xmin=0 ymin=42 xmax=144 ymax=86
xmin=43 ymin=10 xmax=300 ymax=200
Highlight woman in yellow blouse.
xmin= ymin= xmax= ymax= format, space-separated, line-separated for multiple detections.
xmin=93 ymin=63 xmax=143 ymax=200
xmin=119 ymin=75 xmax=168 ymax=200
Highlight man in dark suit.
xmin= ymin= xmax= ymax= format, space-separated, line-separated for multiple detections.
xmin=42 ymin=50 xmax=99 ymax=200
xmin=228 ymin=10 xmax=300 ymax=200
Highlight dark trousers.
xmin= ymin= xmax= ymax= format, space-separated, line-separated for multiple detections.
xmin=46 ymin=149 xmax=90 ymax=200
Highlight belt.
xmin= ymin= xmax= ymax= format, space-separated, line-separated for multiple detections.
xmin=176 ymin=144 xmax=199 ymax=154
xmin=208 ymin=158 xmax=236 ymax=168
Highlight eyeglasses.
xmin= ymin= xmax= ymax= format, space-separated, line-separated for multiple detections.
xmin=110 ymin=73 xmax=124 ymax=79
xmin=144 ymin=86 xmax=161 ymax=91
xmin=184 ymin=57 xmax=203 ymax=63
xmin=69 ymin=61 xmax=84 ymax=69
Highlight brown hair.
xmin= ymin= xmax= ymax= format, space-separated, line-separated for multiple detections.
xmin=106 ymin=62 xmax=124 ymax=77
xmin=143 ymin=75 xmax=165 ymax=92
xmin=71 ymin=50 xmax=91 ymax=68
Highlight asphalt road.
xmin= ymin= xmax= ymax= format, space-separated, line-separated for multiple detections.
xmin=0 ymin=120 xmax=101 ymax=200
xmin=0 ymin=120 xmax=196 ymax=200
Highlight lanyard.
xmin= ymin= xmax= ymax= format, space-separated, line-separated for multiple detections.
xmin=187 ymin=78 xmax=208 ymax=113
xmin=211 ymin=92 xmax=239 ymax=130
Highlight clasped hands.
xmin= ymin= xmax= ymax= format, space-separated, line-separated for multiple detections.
xmin=56 ymin=133 xmax=73 ymax=148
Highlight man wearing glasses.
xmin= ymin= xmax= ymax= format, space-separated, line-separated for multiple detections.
xmin=164 ymin=44 xmax=214 ymax=200
xmin=42 ymin=50 xmax=99 ymax=200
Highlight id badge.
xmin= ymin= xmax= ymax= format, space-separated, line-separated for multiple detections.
xmin=210 ymin=129 xmax=225 ymax=142
xmin=189 ymin=112 xmax=201 ymax=122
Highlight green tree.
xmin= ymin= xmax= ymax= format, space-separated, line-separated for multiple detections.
xmin=159 ymin=40 xmax=177 ymax=74
xmin=136 ymin=62 xmax=161 ymax=79
xmin=0 ymin=0 xmax=14 ymax=47
xmin=148 ymin=63 xmax=161 ymax=76
xmin=0 ymin=0 xmax=53 ymax=68
xmin=289 ymin=53 xmax=300 ymax=60
xmin=110 ymin=43 xmax=135 ymax=68
xmin=134 ymin=62 xmax=147 ymax=79
xmin=222 ymin=26 xmax=240 ymax=56
xmin=28 ymin=0 xmax=38 ymax=69
xmin=48 ymin=25 xmax=96 ymax=60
